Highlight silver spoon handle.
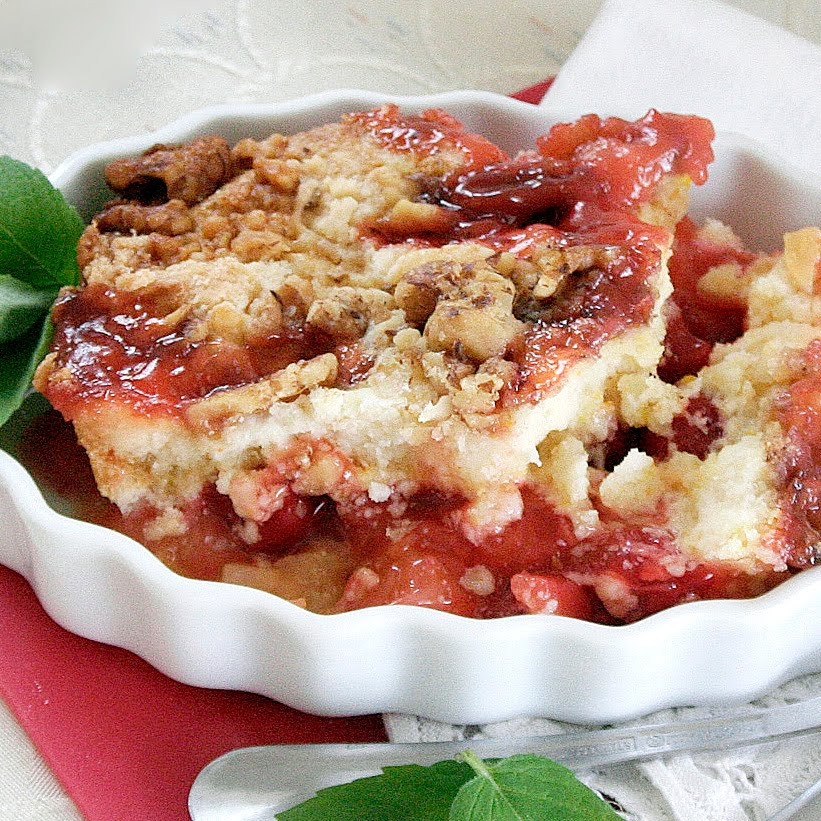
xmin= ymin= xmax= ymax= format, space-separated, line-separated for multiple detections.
xmin=190 ymin=696 xmax=821 ymax=820
xmin=767 ymin=776 xmax=821 ymax=821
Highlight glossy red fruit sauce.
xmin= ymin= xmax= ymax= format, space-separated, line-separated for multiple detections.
xmin=332 ymin=488 xmax=781 ymax=622
xmin=354 ymin=107 xmax=715 ymax=404
xmin=361 ymin=106 xmax=714 ymax=242
xmin=46 ymin=285 xmax=370 ymax=420
xmin=659 ymin=217 xmax=758 ymax=382
xmin=46 ymin=108 xmax=716 ymax=418
xmin=118 ymin=487 xmax=332 ymax=581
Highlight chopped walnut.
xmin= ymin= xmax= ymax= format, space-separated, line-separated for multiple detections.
xmin=231 ymin=138 xmax=265 ymax=169
xmin=511 ymin=242 xmax=621 ymax=322
xmin=393 ymin=271 xmax=439 ymax=325
xmin=306 ymin=287 xmax=393 ymax=340
xmin=187 ymin=353 xmax=338 ymax=427
xmin=529 ymin=243 xmax=619 ymax=300
xmin=96 ymin=199 xmax=195 ymax=236
xmin=275 ymin=276 xmax=315 ymax=325
xmin=254 ymin=157 xmax=301 ymax=193
xmin=205 ymin=297 xmax=283 ymax=344
xmin=421 ymin=350 xmax=476 ymax=394
xmin=231 ymin=134 xmax=288 ymax=170
xmin=105 ymin=136 xmax=235 ymax=205
xmin=505 ymin=257 xmax=540 ymax=298
xmin=452 ymin=357 xmax=517 ymax=418
xmin=395 ymin=259 xmax=524 ymax=362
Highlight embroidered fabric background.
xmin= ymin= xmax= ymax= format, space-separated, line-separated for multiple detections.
xmin=2 ymin=0 xmax=817 ymax=176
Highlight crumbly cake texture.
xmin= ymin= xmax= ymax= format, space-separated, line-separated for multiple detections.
xmin=610 ymin=225 xmax=821 ymax=573
xmin=34 ymin=106 xmax=821 ymax=621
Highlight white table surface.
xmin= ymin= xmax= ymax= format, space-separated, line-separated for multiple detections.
xmin=0 ymin=1 xmax=819 ymax=819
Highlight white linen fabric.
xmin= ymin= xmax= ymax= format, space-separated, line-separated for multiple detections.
xmin=0 ymin=700 xmax=81 ymax=820
xmin=0 ymin=0 xmax=819 ymax=819
xmin=544 ymin=0 xmax=821 ymax=172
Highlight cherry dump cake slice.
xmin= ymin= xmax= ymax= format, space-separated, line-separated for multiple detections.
xmin=35 ymin=105 xmax=818 ymax=622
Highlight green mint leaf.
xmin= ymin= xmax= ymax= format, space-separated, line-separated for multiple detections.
xmin=277 ymin=760 xmax=475 ymax=821
xmin=275 ymin=752 xmax=621 ymax=821
xmin=449 ymin=752 xmax=621 ymax=821
xmin=0 ymin=275 xmax=57 ymax=343
xmin=0 ymin=316 xmax=53 ymax=427
xmin=0 ymin=155 xmax=84 ymax=289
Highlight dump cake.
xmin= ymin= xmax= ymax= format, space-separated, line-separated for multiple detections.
xmin=34 ymin=106 xmax=821 ymax=622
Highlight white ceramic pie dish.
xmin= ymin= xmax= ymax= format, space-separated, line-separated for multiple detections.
xmin=1 ymin=89 xmax=820 ymax=725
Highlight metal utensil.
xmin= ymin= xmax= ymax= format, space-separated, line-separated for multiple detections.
xmin=189 ymin=696 xmax=821 ymax=820
xmin=768 ymin=775 xmax=821 ymax=821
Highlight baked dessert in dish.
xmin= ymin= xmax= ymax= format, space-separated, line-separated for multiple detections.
xmin=34 ymin=105 xmax=820 ymax=623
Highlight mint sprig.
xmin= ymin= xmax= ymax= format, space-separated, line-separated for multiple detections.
xmin=277 ymin=760 xmax=474 ymax=821
xmin=0 ymin=275 xmax=57 ymax=343
xmin=0 ymin=155 xmax=84 ymax=426
xmin=277 ymin=752 xmax=621 ymax=821
xmin=0 ymin=318 xmax=54 ymax=426
xmin=451 ymin=751 xmax=621 ymax=820
xmin=0 ymin=157 xmax=84 ymax=289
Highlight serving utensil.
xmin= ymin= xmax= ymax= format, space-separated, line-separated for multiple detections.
xmin=768 ymin=775 xmax=821 ymax=821
xmin=189 ymin=696 xmax=821 ymax=820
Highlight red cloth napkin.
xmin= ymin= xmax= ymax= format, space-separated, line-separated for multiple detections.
xmin=0 ymin=566 xmax=386 ymax=820
xmin=510 ymin=78 xmax=554 ymax=104
xmin=0 ymin=80 xmax=552 ymax=821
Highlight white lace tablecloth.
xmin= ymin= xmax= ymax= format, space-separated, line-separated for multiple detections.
xmin=0 ymin=1 xmax=819 ymax=819
xmin=385 ymin=677 xmax=821 ymax=821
